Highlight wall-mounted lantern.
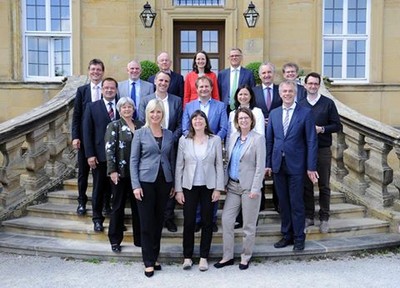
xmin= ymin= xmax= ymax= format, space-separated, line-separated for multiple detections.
xmin=243 ymin=2 xmax=259 ymax=28
xmin=140 ymin=2 xmax=157 ymax=28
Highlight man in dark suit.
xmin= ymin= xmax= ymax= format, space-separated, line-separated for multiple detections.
xmin=148 ymin=52 xmax=184 ymax=98
xmin=253 ymin=61 xmax=282 ymax=211
xmin=266 ymin=79 xmax=318 ymax=251
xmin=118 ymin=60 xmax=154 ymax=120
xmin=282 ymin=62 xmax=306 ymax=102
xmin=139 ymin=71 xmax=183 ymax=232
xmin=218 ymin=48 xmax=255 ymax=113
xmin=71 ymin=58 xmax=104 ymax=216
xmin=83 ymin=77 xmax=120 ymax=232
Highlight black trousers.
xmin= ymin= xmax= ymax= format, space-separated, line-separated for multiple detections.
xmin=304 ymin=147 xmax=332 ymax=221
xmin=77 ymin=145 xmax=90 ymax=205
xmin=108 ymin=177 xmax=141 ymax=247
xmin=137 ymin=172 xmax=172 ymax=268
xmin=91 ymin=161 xmax=110 ymax=223
xmin=183 ymin=186 xmax=214 ymax=259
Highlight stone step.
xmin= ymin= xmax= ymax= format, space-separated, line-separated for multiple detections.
xmin=26 ymin=202 xmax=365 ymax=225
xmin=47 ymin=189 xmax=346 ymax=206
xmin=1 ymin=231 xmax=399 ymax=262
xmin=2 ymin=215 xmax=389 ymax=244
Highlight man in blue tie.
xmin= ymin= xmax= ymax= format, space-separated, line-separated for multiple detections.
xmin=118 ymin=60 xmax=154 ymax=119
xmin=265 ymin=79 xmax=318 ymax=251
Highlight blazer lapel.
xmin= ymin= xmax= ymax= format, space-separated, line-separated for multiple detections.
xmin=240 ymin=132 xmax=254 ymax=159
xmin=285 ymin=105 xmax=299 ymax=138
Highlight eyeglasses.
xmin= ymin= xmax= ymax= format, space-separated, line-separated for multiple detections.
xmin=306 ymin=82 xmax=320 ymax=86
xmin=229 ymin=55 xmax=242 ymax=58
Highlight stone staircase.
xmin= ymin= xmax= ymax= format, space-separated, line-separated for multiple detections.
xmin=1 ymin=178 xmax=400 ymax=262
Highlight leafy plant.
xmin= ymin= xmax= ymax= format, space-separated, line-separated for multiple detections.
xmin=140 ymin=60 xmax=159 ymax=81
xmin=245 ymin=62 xmax=262 ymax=85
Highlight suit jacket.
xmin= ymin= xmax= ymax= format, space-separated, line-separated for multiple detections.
xmin=266 ymin=104 xmax=317 ymax=174
xmin=183 ymin=71 xmax=219 ymax=106
xmin=253 ymin=84 xmax=282 ymax=120
xmin=139 ymin=93 xmax=183 ymax=141
xmin=83 ymin=99 xmax=120 ymax=163
xmin=175 ymin=135 xmax=224 ymax=192
xmin=118 ymin=79 xmax=154 ymax=118
xmin=182 ymin=99 xmax=228 ymax=140
xmin=226 ymin=130 xmax=266 ymax=193
xmin=296 ymin=84 xmax=306 ymax=102
xmin=72 ymin=83 xmax=94 ymax=140
xmin=130 ymin=127 xmax=175 ymax=189
xmin=217 ymin=67 xmax=256 ymax=106
xmin=148 ymin=71 xmax=184 ymax=98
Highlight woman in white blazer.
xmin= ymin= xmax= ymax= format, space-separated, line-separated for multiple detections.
xmin=175 ymin=110 xmax=224 ymax=272
xmin=226 ymin=84 xmax=264 ymax=147
xmin=214 ymin=107 xmax=266 ymax=270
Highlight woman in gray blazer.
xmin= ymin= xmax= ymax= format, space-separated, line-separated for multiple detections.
xmin=130 ymin=99 xmax=175 ymax=278
xmin=175 ymin=110 xmax=224 ymax=272
xmin=214 ymin=107 xmax=266 ymax=270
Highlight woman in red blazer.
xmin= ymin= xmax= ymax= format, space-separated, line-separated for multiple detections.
xmin=183 ymin=50 xmax=219 ymax=107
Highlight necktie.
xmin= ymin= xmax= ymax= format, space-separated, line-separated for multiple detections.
xmin=131 ymin=82 xmax=137 ymax=118
xmin=283 ymin=108 xmax=291 ymax=137
xmin=94 ymin=86 xmax=100 ymax=101
xmin=108 ymin=102 xmax=115 ymax=121
xmin=266 ymin=87 xmax=272 ymax=111
xmin=230 ymin=69 xmax=239 ymax=110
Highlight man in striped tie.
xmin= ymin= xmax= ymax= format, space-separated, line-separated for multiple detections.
xmin=83 ymin=77 xmax=119 ymax=232
xmin=265 ymin=79 xmax=318 ymax=251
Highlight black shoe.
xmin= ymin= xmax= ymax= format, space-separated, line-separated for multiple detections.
xmin=195 ymin=223 xmax=202 ymax=233
xmin=214 ymin=259 xmax=234 ymax=269
xmin=111 ymin=244 xmax=121 ymax=253
xmin=239 ymin=261 xmax=250 ymax=270
xmin=212 ymin=223 xmax=218 ymax=232
xmin=144 ymin=268 xmax=154 ymax=278
xmin=94 ymin=222 xmax=104 ymax=232
xmin=76 ymin=204 xmax=86 ymax=216
xmin=273 ymin=238 xmax=294 ymax=248
xmin=234 ymin=222 xmax=243 ymax=229
xmin=293 ymin=241 xmax=305 ymax=251
xmin=165 ymin=220 xmax=177 ymax=232
xmin=154 ymin=264 xmax=162 ymax=271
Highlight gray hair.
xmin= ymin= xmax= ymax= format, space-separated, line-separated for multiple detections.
xmin=144 ymin=99 xmax=165 ymax=127
xmin=116 ymin=97 xmax=135 ymax=113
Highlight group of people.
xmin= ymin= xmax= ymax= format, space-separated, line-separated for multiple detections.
xmin=71 ymin=48 xmax=341 ymax=277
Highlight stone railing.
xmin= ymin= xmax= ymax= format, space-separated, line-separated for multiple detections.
xmin=325 ymin=86 xmax=400 ymax=231
xmin=0 ymin=76 xmax=88 ymax=220
xmin=0 ymin=75 xmax=399 ymax=230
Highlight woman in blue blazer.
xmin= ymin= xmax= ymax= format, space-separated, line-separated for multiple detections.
xmin=175 ymin=110 xmax=224 ymax=272
xmin=130 ymin=99 xmax=175 ymax=277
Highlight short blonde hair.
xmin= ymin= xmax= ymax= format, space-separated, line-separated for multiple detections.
xmin=144 ymin=99 xmax=165 ymax=127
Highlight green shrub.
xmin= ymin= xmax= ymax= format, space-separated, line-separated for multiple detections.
xmin=245 ymin=62 xmax=262 ymax=85
xmin=140 ymin=60 xmax=159 ymax=81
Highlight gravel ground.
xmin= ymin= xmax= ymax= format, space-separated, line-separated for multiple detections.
xmin=1 ymin=251 xmax=399 ymax=288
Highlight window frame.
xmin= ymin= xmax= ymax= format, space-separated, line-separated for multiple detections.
xmin=22 ymin=0 xmax=72 ymax=82
xmin=322 ymin=0 xmax=371 ymax=84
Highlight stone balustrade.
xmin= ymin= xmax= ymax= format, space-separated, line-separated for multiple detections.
xmin=0 ymin=76 xmax=87 ymax=220
xmin=0 ymin=75 xmax=399 ymax=230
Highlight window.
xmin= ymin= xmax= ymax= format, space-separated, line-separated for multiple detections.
xmin=23 ymin=0 xmax=71 ymax=80
xmin=174 ymin=22 xmax=225 ymax=78
xmin=322 ymin=0 xmax=370 ymax=82
xmin=173 ymin=0 xmax=224 ymax=6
